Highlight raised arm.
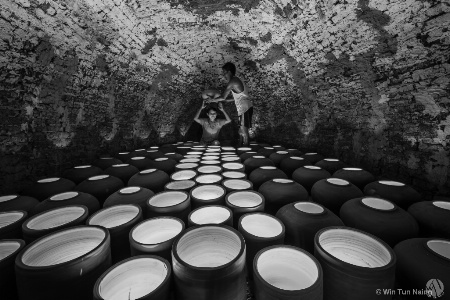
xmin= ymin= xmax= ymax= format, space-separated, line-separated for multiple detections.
xmin=218 ymin=102 xmax=232 ymax=125
xmin=209 ymin=83 xmax=234 ymax=103
xmin=194 ymin=100 xmax=207 ymax=124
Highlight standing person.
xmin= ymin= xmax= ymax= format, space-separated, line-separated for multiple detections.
xmin=194 ymin=101 xmax=231 ymax=146
xmin=207 ymin=62 xmax=253 ymax=146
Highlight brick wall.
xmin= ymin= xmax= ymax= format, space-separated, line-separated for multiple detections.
xmin=0 ymin=0 xmax=449 ymax=196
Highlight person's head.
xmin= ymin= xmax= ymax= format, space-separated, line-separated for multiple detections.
xmin=206 ymin=106 xmax=218 ymax=121
xmin=222 ymin=62 xmax=236 ymax=80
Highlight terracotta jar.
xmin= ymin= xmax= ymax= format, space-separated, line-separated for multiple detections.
xmin=340 ymin=197 xmax=419 ymax=247
xmin=75 ymin=175 xmax=124 ymax=205
xmin=63 ymin=165 xmax=103 ymax=184
xmin=364 ymin=180 xmax=421 ymax=209
xmin=292 ymin=166 xmax=331 ymax=193
xmin=22 ymin=177 xmax=76 ymax=201
xmin=300 ymin=153 xmax=324 ymax=164
xmin=276 ymin=202 xmax=343 ymax=253
xmin=87 ymin=204 xmax=143 ymax=264
xmin=332 ymin=168 xmax=375 ymax=190
xmin=253 ymin=245 xmax=323 ymax=300
xmin=225 ymin=191 xmax=265 ymax=228
xmin=311 ymin=178 xmax=363 ymax=215
xmin=93 ymin=256 xmax=172 ymax=300
xmin=105 ymin=164 xmax=139 ymax=184
xmin=146 ymin=191 xmax=191 ymax=224
xmin=0 ymin=194 xmax=38 ymax=214
xmin=243 ymin=156 xmax=275 ymax=176
xmin=15 ymin=226 xmax=111 ymax=300
xmin=269 ymin=151 xmax=291 ymax=167
xmin=93 ymin=157 xmax=123 ymax=170
xmin=30 ymin=191 xmax=100 ymax=216
xmin=259 ymin=179 xmax=309 ymax=215
xmin=188 ymin=205 xmax=233 ymax=227
xmin=279 ymin=156 xmax=311 ymax=178
xmin=315 ymin=158 xmax=347 ymax=174
xmin=0 ymin=239 xmax=26 ymax=300
xmin=104 ymin=186 xmax=154 ymax=211
xmin=408 ymin=200 xmax=450 ymax=238
xmin=128 ymin=169 xmax=170 ymax=193
xmin=314 ymin=227 xmax=396 ymax=300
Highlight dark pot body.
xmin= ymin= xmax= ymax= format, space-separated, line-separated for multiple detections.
xmin=62 ymin=165 xmax=104 ymax=184
xmin=292 ymin=167 xmax=331 ymax=193
xmin=340 ymin=197 xmax=419 ymax=247
xmin=363 ymin=181 xmax=421 ymax=209
xmin=30 ymin=191 xmax=100 ymax=216
xmin=276 ymin=202 xmax=343 ymax=253
xmin=259 ymin=179 xmax=309 ymax=215
xmin=128 ymin=169 xmax=170 ymax=193
xmin=408 ymin=201 xmax=450 ymax=238
xmin=311 ymin=179 xmax=363 ymax=215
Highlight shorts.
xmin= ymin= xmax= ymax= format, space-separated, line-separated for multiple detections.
xmin=239 ymin=106 xmax=253 ymax=128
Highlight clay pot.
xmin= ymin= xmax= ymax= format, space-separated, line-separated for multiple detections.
xmin=332 ymin=168 xmax=375 ymax=190
xmin=259 ymin=179 xmax=309 ymax=215
xmin=258 ymin=147 xmax=277 ymax=157
xmin=269 ymin=151 xmax=291 ymax=167
xmin=286 ymin=148 xmax=303 ymax=156
xmin=131 ymin=149 xmax=147 ymax=157
xmin=190 ymin=184 xmax=227 ymax=209
xmin=116 ymin=151 xmax=132 ymax=162
xmin=199 ymin=160 xmax=221 ymax=166
xmin=175 ymin=162 xmax=200 ymax=171
xmin=394 ymin=238 xmax=450 ymax=299
xmin=221 ymin=162 xmax=245 ymax=173
xmin=194 ymin=174 xmax=223 ymax=185
xmin=196 ymin=165 xmax=223 ymax=175
xmin=202 ymin=154 xmax=221 ymax=160
xmin=225 ymin=191 xmax=265 ymax=228
xmin=62 ymin=165 xmax=103 ymax=184
xmin=188 ymin=205 xmax=233 ymax=227
xmin=177 ymin=146 xmax=192 ymax=155
xmin=221 ymin=146 xmax=236 ymax=152
xmin=128 ymin=169 xmax=170 ymax=193
xmin=222 ymin=179 xmax=253 ymax=193
xmin=0 ymin=211 xmax=27 ymax=239
xmin=0 ymin=194 xmax=38 ymax=214
xmin=127 ymin=156 xmax=154 ymax=171
xmin=249 ymin=143 xmax=262 ymax=152
xmin=179 ymin=158 xmax=200 ymax=163
xmin=272 ymin=145 xmax=285 ymax=151
xmin=276 ymin=202 xmax=343 ymax=253
xmin=104 ymin=186 xmax=154 ymax=210
xmin=148 ymin=158 xmax=177 ymax=175
xmin=187 ymin=151 xmax=203 ymax=156
xmin=279 ymin=157 xmax=311 ymax=178
xmin=22 ymin=205 xmax=89 ymax=243
xmin=171 ymin=170 xmax=198 ymax=181
xmin=105 ymin=164 xmax=139 ymax=184
xmin=75 ymin=175 xmax=124 ymax=205
xmin=253 ymin=245 xmax=323 ymax=300
xmin=0 ymin=239 xmax=26 ymax=300
xmin=240 ymin=151 xmax=258 ymax=162
xmin=87 ymin=204 xmax=143 ymax=264
xmin=146 ymin=191 xmax=191 ymax=224
xmin=300 ymin=153 xmax=324 ymax=164
xmin=243 ymin=156 xmax=275 ymax=175
xmin=314 ymin=227 xmax=396 ymax=300
xmin=30 ymin=191 xmax=100 ymax=216
xmin=222 ymin=171 xmax=247 ymax=180
xmin=165 ymin=152 xmax=183 ymax=162
xmin=315 ymin=158 xmax=347 ymax=174
xmin=237 ymin=147 xmax=252 ymax=156
xmin=93 ymin=255 xmax=171 ymax=300
xmin=311 ymin=178 xmax=363 ymax=214
xmin=22 ymin=177 xmax=76 ymax=201
xmin=221 ymin=156 xmax=241 ymax=162
xmin=159 ymin=144 xmax=177 ymax=154
xmin=249 ymin=166 xmax=288 ymax=190
xmin=238 ymin=213 xmax=285 ymax=279
xmin=93 ymin=157 xmax=123 ymax=170
xmin=165 ymin=180 xmax=197 ymax=193
xmin=363 ymin=180 xmax=422 ymax=209
xmin=408 ymin=200 xmax=450 ymax=238
xmin=145 ymin=150 xmax=165 ymax=160
xmin=130 ymin=217 xmax=184 ymax=263
xmin=292 ymin=166 xmax=331 ymax=193
xmin=172 ymin=225 xmax=247 ymax=300
xmin=340 ymin=197 xmax=419 ymax=247
xmin=15 ymin=226 xmax=111 ymax=300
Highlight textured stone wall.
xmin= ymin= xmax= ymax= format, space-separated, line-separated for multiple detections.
xmin=0 ymin=0 xmax=449 ymax=196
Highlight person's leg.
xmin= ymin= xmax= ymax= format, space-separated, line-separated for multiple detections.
xmin=239 ymin=107 xmax=252 ymax=147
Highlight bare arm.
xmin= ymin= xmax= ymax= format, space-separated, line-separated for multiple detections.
xmin=208 ymin=83 xmax=234 ymax=103
xmin=218 ymin=102 xmax=231 ymax=125
xmin=194 ymin=100 xmax=207 ymax=124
